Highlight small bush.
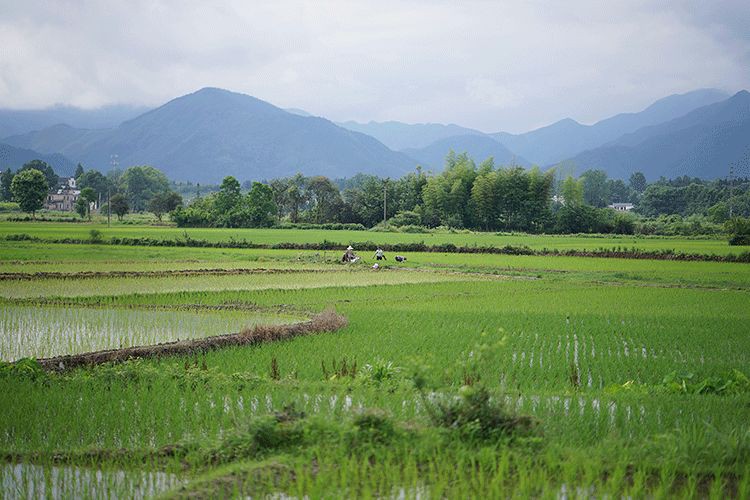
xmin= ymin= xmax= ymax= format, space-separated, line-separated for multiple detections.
xmin=423 ymin=386 xmax=536 ymax=441
xmin=89 ymin=229 xmax=104 ymax=243
xmin=352 ymin=409 xmax=396 ymax=444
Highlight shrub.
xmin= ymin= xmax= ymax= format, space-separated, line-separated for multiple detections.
xmin=388 ymin=210 xmax=422 ymax=227
xmin=89 ymin=229 xmax=104 ymax=243
xmin=726 ymin=217 xmax=750 ymax=246
xmin=421 ymin=386 xmax=536 ymax=442
xmin=352 ymin=409 xmax=396 ymax=444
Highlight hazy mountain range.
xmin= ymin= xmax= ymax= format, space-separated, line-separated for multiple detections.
xmin=0 ymin=87 xmax=747 ymax=182
xmin=337 ymin=120 xmax=484 ymax=151
xmin=402 ymin=134 xmax=528 ymax=171
xmin=3 ymin=88 xmax=413 ymax=181
xmin=490 ymin=89 xmax=730 ymax=165
xmin=0 ymin=142 xmax=75 ymax=176
xmin=0 ymin=104 xmax=150 ymax=139
xmin=566 ymin=90 xmax=750 ymax=179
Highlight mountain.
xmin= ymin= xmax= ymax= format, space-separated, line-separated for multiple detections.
xmin=0 ymin=142 xmax=76 ymax=175
xmin=0 ymin=104 xmax=150 ymax=138
xmin=285 ymin=108 xmax=313 ymax=117
xmin=402 ymin=134 xmax=529 ymax=171
xmin=338 ymin=120 xmax=486 ymax=151
xmin=492 ymin=89 xmax=729 ymax=165
xmin=564 ymin=90 xmax=750 ymax=179
xmin=3 ymin=88 xmax=416 ymax=183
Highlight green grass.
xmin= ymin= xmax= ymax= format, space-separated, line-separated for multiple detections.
xmin=1 ymin=220 xmax=746 ymax=254
xmin=1 ymin=227 xmax=748 ymax=497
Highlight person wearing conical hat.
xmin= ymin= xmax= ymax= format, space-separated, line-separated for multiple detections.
xmin=342 ymin=245 xmax=357 ymax=263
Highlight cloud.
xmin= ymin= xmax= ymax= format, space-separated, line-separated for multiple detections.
xmin=0 ymin=0 xmax=747 ymax=132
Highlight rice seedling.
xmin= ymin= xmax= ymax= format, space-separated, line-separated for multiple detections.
xmin=0 ymin=305 xmax=300 ymax=361
xmin=1 ymin=228 xmax=748 ymax=497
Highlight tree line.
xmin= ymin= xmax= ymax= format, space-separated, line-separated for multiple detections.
xmin=1 ymin=161 xmax=184 ymax=220
xmin=3 ymin=152 xmax=749 ymax=234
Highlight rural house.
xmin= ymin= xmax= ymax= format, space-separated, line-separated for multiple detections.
xmin=45 ymin=177 xmax=80 ymax=211
xmin=607 ymin=202 xmax=635 ymax=211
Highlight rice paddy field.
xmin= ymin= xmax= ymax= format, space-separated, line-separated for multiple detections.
xmin=1 ymin=220 xmax=745 ymax=255
xmin=1 ymin=224 xmax=749 ymax=498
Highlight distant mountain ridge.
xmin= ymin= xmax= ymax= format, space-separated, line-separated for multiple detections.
xmin=1 ymin=87 xmax=745 ymax=182
xmin=402 ymin=134 xmax=529 ymax=171
xmin=0 ymin=142 xmax=75 ymax=176
xmin=564 ymin=90 xmax=750 ymax=180
xmin=491 ymin=89 xmax=730 ymax=165
xmin=0 ymin=104 xmax=151 ymax=139
xmin=3 ymin=88 xmax=416 ymax=183
xmin=338 ymin=120 xmax=486 ymax=151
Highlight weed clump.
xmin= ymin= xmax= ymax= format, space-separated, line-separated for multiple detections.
xmin=206 ymin=405 xmax=306 ymax=464
xmin=352 ymin=409 xmax=396 ymax=444
xmin=421 ymin=385 xmax=537 ymax=442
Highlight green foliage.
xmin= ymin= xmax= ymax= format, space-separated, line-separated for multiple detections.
xmin=77 ymin=169 xmax=109 ymax=199
xmin=173 ymin=178 xmax=279 ymax=228
xmin=89 ymin=229 xmax=103 ymax=243
xmin=726 ymin=217 xmax=750 ymax=245
xmin=629 ymin=172 xmax=647 ymax=194
xmin=580 ymin=169 xmax=610 ymax=208
xmin=0 ymin=168 xmax=14 ymax=201
xmin=74 ymin=196 xmax=88 ymax=219
xmin=351 ymin=409 xmax=396 ymax=444
xmin=388 ymin=210 xmax=422 ymax=227
xmin=245 ymin=182 xmax=277 ymax=228
xmin=0 ymin=201 xmax=20 ymax=212
xmin=10 ymin=168 xmax=48 ymax=217
xmin=20 ymin=160 xmax=57 ymax=189
xmin=148 ymin=191 xmax=183 ymax=221
xmin=560 ymin=176 xmax=584 ymax=207
xmin=359 ymin=359 xmax=402 ymax=386
xmin=0 ymin=358 xmax=46 ymax=381
xmin=121 ymin=165 xmax=170 ymax=212
xmin=661 ymin=370 xmax=750 ymax=395
xmin=423 ymin=385 xmax=536 ymax=442
xmin=109 ymin=193 xmax=129 ymax=220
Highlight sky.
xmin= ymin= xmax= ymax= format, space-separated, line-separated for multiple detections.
xmin=0 ymin=0 xmax=748 ymax=133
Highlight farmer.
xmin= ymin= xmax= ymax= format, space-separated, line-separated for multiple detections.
xmin=395 ymin=255 xmax=407 ymax=263
xmin=342 ymin=245 xmax=358 ymax=263
xmin=373 ymin=247 xmax=386 ymax=261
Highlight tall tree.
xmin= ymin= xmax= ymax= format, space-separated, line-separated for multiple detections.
xmin=148 ymin=191 xmax=183 ymax=221
xmin=629 ymin=172 xmax=648 ymax=194
xmin=0 ymin=169 xmax=14 ymax=201
xmin=78 ymin=169 xmax=110 ymax=199
xmin=580 ymin=169 xmax=610 ymax=207
xmin=470 ymin=171 xmax=498 ymax=230
xmin=121 ymin=166 xmax=170 ymax=212
xmin=11 ymin=169 xmax=48 ymax=218
xmin=305 ymin=176 xmax=343 ymax=223
xmin=109 ymin=194 xmax=129 ymax=221
xmin=20 ymin=160 xmax=57 ymax=189
xmin=246 ymin=182 xmax=277 ymax=227
xmin=215 ymin=176 xmax=242 ymax=214
xmin=79 ymin=187 xmax=97 ymax=220
xmin=74 ymin=163 xmax=85 ymax=179
xmin=561 ymin=176 xmax=584 ymax=207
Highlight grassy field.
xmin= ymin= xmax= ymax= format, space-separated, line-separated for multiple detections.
xmin=1 ymin=223 xmax=749 ymax=497
xmin=1 ymin=220 xmax=747 ymax=255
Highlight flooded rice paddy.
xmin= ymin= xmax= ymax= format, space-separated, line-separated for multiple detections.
xmin=0 ymin=305 xmax=301 ymax=361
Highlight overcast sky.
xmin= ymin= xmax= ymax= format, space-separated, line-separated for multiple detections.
xmin=0 ymin=0 xmax=748 ymax=133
